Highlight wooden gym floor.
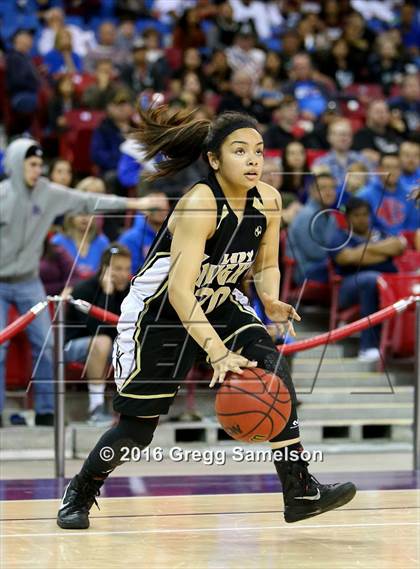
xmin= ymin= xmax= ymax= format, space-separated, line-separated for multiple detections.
xmin=0 ymin=473 xmax=419 ymax=569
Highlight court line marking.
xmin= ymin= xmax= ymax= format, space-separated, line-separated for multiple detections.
xmin=1 ymin=487 xmax=418 ymax=505
xmin=1 ymin=521 xmax=419 ymax=538
xmin=2 ymin=505 xmax=420 ymax=523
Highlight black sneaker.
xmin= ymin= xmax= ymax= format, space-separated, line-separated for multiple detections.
xmin=281 ymin=459 xmax=356 ymax=523
xmin=57 ymin=474 xmax=103 ymax=529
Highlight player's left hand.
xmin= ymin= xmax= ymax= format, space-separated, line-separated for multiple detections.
xmin=261 ymin=292 xmax=301 ymax=337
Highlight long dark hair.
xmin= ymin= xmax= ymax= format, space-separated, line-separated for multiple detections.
xmin=280 ymin=141 xmax=310 ymax=195
xmin=132 ymin=105 xmax=258 ymax=180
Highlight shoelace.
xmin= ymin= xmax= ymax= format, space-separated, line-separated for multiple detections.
xmin=77 ymin=479 xmax=102 ymax=511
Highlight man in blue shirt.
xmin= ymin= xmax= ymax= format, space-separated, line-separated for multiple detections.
xmin=312 ymin=118 xmax=371 ymax=203
xmin=357 ymin=153 xmax=419 ymax=235
xmin=118 ymin=191 xmax=169 ymax=273
xmin=287 ymin=173 xmax=337 ymax=285
xmin=329 ymin=197 xmax=406 ymax=362
xmin=399 ymin=141 xmax=420 ymax=196
xmin=283 ymin=53 xmax=332 ymax=120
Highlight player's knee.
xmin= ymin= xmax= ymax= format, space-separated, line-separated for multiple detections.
xmin=119 ymin=414 xmax=159 ymax=448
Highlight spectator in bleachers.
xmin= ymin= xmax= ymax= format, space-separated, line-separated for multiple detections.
xmin=49 ymin=157 xmax=73 ymax=187
xmin=152 ymin=0 xmax=196 ymax=24
xmin=0 ymin=138 xmax=158 ymax=427
xmin=320 ymin=0 xmax=351 ymax=43
xmin=313 ymin=118 xmax=370 ymax=195
xmin=207 ymin=1 xmax=241 ymax=49
xmin=5 ymin=29 xmax=40 ymax=135
xmin=297 ymin=12 xmax=332 ymax=53
xmin=263 ymin=96 xmax=299 ymax=150
xmin=343 ymin=161 xmax=369 ymax=196
xmin=368 ymin=33 xmax=410 ymax=97
xmin=397 ymin=1 xmax=420 ymax=55
xmin=263 ymin=50 xmax=287 ymax=83
xmin=280 ymin=29 xmax=303 ymax=69
xmin=82 ymin=59 xmax=124 ymax=111
xmin=90 ymin=88 xmax=133 ymax=175
xmin=357 ymin=153 xmax=420 ymax=235
xmin=229 ymin=0 xmax=280 ymax=41
xmin=117 ymin=139 xmax=156 ymax=191
xmin=342 ymin=10 xmax=375 ymax=82
xmin=389 ymin=74 xmax=420 ymax=137
xmin=262 ymin=157 xmax=302 ymax=227
xmin=329 ymin=196 xmax=406 ymax=362
xmin=43 ymin=28 xmax=84 ymax=76
xmin=119 ymin=40 xmax=165 ymax=94
xmin=225 ymin=23 xmax=266 ymax=79
xmin=118 ymin=191 xmax=170 ymax=274
xmin=319 ymin=37 xmax=355 ymax=90
xmin=204 ymin=49 xmax=233 ymax=94
xmin=38 ymin=7 xmax=96 ymax=58
xmin=283 ymin=53 xmax=332 ymax=120
xmin=47 ymin=73 xmax=78 ymax=133
xmin=64 ymin=244 xmax=132 ymax=425
xmin=172 ymin=7 xmax=207 ymax=50
xmin=85 ymin=21 xmax=127 ymax=73
xmin=279 ymin=141 xmax=311 ymax=204
xmin=142 ymin=28 xmax=164 ymax=64
xmin=352 ymin=100 xmax=403 ymax=163
xmin=40 ymin=236 xmax=82 ymax=296
xmin=52 ymin=177 xmax=110 ymax=276
xmin=286 ymin=173 xmax=337 ymax=285
xmin=115 ymin=18 xmax=136 ymax=53
xmin=399 ymin=141 xmax=420 ymax=195
xmin=301 ymin=103 xmax=341 ymax=150
xmin=218 ymin=69 xmax=269 ymax=124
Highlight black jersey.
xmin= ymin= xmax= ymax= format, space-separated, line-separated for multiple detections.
xmin=122 ymin=171 xmax=267 ymax=322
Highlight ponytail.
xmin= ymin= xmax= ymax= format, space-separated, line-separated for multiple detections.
xmin=131 ymin=105 xmax=211 ymax=180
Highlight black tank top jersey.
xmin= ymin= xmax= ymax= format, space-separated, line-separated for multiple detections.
xmin=130 ymin=171 xmax=268 ymax=320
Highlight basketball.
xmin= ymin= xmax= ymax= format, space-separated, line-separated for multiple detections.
xmin=215 ymin=367 xmax=292 ymax=443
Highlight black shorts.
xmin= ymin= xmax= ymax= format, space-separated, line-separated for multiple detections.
xmin=112 ymin=295 xmax=267 ymax=416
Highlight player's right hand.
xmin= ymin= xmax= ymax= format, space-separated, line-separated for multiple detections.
xmin=209 ymin=350 xmax=257 ymax=388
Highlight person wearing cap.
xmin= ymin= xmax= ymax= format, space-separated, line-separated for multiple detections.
xmin=225 ymin=22 xmax=266 ymax=79
xmin=119 ymin=39 xmax=161 ymax=94
xmin=5 ymin=29 xmax=40 ymax=135
xmin=0 ymin=138 xmax=162 ymax=428
xmin=90 ymin=89 xmax=134 ymax=177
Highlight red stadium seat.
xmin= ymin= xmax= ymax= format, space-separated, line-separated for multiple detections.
xmin=377 ymin=273 xmax=419 ymax=361
xmin=279 ymin=230 xmax=331 ymax=305
xmin=394 ymin=250 xmax=420 ymax=273
xmin=59 ymin=109 xmax=105 ymax=174
xmin=401 ymin=230 xmax=417 ymax=249
xmin=327 ymin=261 xmax=360 ymax=331
xmin=343 ymin=83 xmax=384 ymax=103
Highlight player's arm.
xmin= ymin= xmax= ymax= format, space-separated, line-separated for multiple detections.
xmin=167 ymin=186 xmax=256 ymax=386
xmin=252 ymin=183 xmax=300 ymax=334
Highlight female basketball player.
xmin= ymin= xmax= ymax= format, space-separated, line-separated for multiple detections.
xmin=57 ymin=107 xmax=356 ymax=529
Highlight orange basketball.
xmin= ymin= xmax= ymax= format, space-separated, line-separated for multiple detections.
xmin=215 ymin=367 xmax=292 ymax=443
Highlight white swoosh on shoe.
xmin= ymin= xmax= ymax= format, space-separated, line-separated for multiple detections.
xmin=294 ymin=488 xmax=321 ymax=500
xmin=59 ymin=483 xmax=70 ymax=510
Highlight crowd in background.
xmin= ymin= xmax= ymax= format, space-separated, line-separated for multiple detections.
xmin=0 ymin=0 xmax=419 ymax=424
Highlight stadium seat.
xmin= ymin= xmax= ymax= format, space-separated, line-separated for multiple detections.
xmin=59 ymin=109 xmax=105 ymax=174
xmin=343 ymin=83 xmax=384 ymax=103
xmin=279 ymin=230 xmax=331 ymax=305
xmin=377 ymin=273 xmax=419 ymax=362
xmin=327 ymin=262 xmax=360 ymax=331
xmin=394 ymin=250 xmax=420 ymax=273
